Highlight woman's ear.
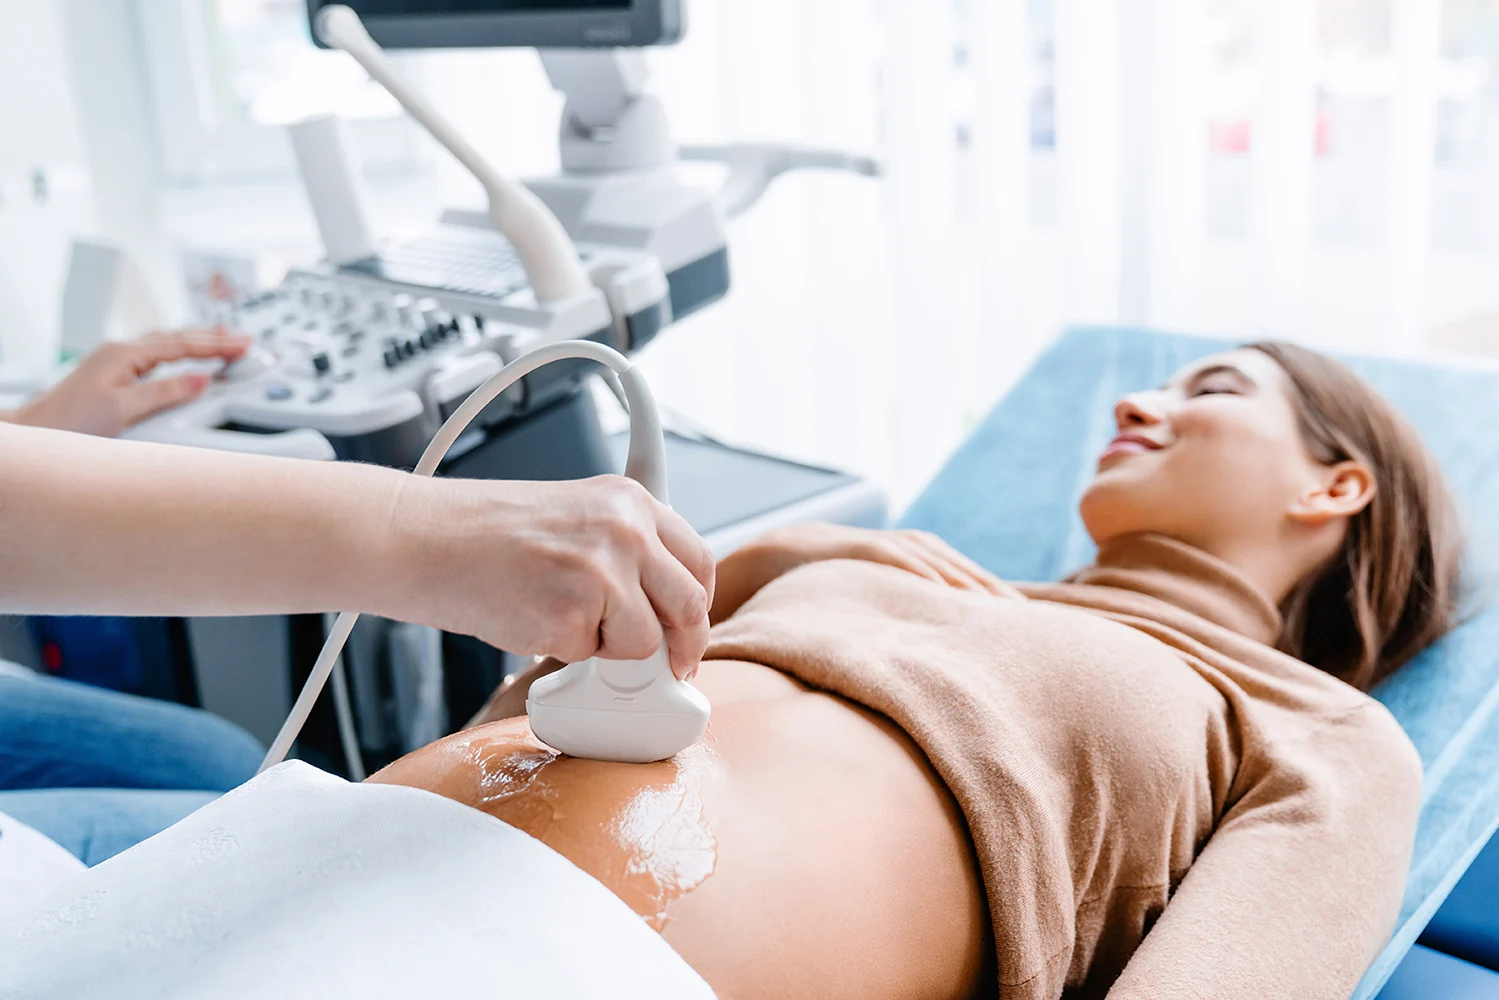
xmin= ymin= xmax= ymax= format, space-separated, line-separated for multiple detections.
xmin=1288 ymin=461 xmax=1376 ymax=526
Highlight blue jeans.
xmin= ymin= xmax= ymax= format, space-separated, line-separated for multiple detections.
xmin=0 ymin=674 xmax=264 ymax=864
xmin=0 ymin=788 xmax=222 ymax=866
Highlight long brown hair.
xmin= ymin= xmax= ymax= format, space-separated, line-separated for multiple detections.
xmin=1248 ymin=342 xmax=1463 ymax=692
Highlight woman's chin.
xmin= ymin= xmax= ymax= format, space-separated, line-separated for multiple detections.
xmin=1078 ymin=478 xmax=1167 ymax=547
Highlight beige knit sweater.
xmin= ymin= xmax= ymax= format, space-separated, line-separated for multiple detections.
xmin=703 ymin=533 xmax=1422 ymax=999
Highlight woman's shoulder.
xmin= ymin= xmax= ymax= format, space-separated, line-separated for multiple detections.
xmin=1333 ymin=698 xmax=1423 ymax=788
xmin=1242 ymin=692 xmax=1422 ymax=830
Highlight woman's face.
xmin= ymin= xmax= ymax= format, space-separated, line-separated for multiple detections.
xmin=1078 ymin=349 xmax=1335 ymax=558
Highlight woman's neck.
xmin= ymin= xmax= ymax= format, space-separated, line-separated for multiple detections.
xmin=1076 ymin=533 xmax=1284 ymax=646
xmin=1186 ymin=537 xmax=1304 ymax=608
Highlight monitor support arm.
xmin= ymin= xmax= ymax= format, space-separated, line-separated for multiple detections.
xmin=536 ymin=48 xmax=881 ymax=218
xmin=539 ymin=49 xmax=675 ymax=174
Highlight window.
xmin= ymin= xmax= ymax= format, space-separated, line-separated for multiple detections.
xmin=1435 ymin=0 xmax=1499 ymax=253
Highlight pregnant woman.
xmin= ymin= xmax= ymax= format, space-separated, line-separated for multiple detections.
xmin=2 ymin=341 xmax=1459 ymax=1000
xmin=374 ymin=341 xmax=1462 ymax=999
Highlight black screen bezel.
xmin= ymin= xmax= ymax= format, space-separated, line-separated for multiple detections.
xmin=306 ymin=0 xmax=684 ymax=50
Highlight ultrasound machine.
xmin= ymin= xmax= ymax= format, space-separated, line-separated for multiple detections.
xmin=112 ymin=0 xmax=884 ymax=775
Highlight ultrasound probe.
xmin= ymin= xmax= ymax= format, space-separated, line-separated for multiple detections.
xmin=257 ymin=7 xmax=710 ymax=771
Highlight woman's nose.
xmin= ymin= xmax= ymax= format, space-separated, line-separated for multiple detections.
xmin=1114 ymin=392 xmax=1166 ymax=430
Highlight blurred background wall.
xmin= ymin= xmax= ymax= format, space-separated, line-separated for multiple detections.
xmin=2 ymin=0 xmax=1497 ymax=507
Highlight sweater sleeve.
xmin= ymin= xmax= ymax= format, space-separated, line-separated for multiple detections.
xmin=1106 ymin=705 xmax=1421 ymax=1000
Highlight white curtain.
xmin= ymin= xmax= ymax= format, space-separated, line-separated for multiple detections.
xmin=637 ymin=0 xmax=1032 ymax=509
xmin=642 ymin=0 xmax=968 ymax=508
xmin=406 ymin=0 xmax=1499 ymax=510
xmin=425 ymin=0 xmax=1002 ymax=509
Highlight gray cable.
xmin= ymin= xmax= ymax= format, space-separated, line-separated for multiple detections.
xmin=329 ymin=646 xmax=366 ymax=781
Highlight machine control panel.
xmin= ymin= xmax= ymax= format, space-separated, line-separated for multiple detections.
xmin=126 ymin=222 xmax=672 ymax=468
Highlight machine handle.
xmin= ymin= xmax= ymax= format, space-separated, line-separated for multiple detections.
xmin=681 ymin=142 xmax=882 ymax=219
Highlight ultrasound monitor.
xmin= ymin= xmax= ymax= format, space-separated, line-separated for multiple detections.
xmin=305 ymin=0 xmax=684 ymax=49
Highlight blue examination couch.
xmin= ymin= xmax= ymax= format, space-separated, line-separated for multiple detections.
xmin=900 ymin=326 xmax=1499 ymax=998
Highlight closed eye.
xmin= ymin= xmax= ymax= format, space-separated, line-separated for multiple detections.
xmin=1166 ymin=361 xmax=1257 ymax=398
xmin=1187 ymin=366 xmax=1253 ymax=397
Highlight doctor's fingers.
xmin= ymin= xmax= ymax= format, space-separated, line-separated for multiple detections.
xmin=117 ymin=373 xmax=214 ymax=427
xmin=594 ymin=572 xmax=671 ymax=666
xmin=653 ymin=504 xmax=716 ymax=610
xmin=128 ymin=327 xmax=252 ymax=375
xmin=638 ymin=538 xmax=712 ymax=679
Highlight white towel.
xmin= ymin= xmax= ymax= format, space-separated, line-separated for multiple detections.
xmin=0 ymin=811 xmax=85 ymax=921
xmin=0 ymin=761 xmax=716 ymax=1000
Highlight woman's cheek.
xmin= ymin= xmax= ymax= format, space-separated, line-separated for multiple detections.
xmin=1178 ymin=411 xmax=1271 ymax=478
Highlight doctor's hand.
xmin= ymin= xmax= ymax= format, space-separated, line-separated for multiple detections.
xmin=380 ymin=475 xmax=716 ymax=680
xmin=8 ymin=327 xmax=251 ymax=438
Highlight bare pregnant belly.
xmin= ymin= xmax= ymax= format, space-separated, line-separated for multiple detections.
xmin=368 ymin=658 xmax=990 ymax=999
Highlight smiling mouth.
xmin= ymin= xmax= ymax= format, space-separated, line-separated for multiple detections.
xmin=1098 ymin=436 xmax=1162 ymax=464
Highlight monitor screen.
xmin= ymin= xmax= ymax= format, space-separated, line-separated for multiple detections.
xmin=344 ymin=1 xmax=629 ymax=11
xmin=308 ymin=0 xmax=682 ymax=49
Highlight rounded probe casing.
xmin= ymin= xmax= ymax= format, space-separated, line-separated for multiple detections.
xmin=527 ymin=647 xmax=710 ymax=763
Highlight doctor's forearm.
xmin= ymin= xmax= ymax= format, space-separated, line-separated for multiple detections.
xmin=0 ymin=421 xmax=718 ymax=672
xmin=0 ymin=421 xmax=401 ymax=617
